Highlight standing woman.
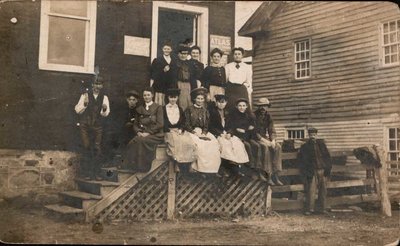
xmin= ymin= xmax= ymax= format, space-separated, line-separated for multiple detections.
xmin=225 ymin=47 xmax=253 ymax=112
xmin=163 ymin=88 xmax=195 ymax=171
xmin=123 ymin=87 xmax=164 ymax=172
xmin=226 ymin=98 xmax=260 ymax=175
xmin=150 ymin=40 xmax=176 ymax=106
xmin=201 ymin=48 xmax=227 ymax=102
xmin=208 ymin=94 xmax=249 ymax=175
xmin=184 ymin=88 xmax=221 ymax=173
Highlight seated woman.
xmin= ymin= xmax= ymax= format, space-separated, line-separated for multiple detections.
xmin=208 ymin=94 xmax=249 ymax=176
xmin=184 ymin=87 xmax=221 ymax=173
xmin=226 ymin=98 xmax=262 ymax=178
xmin=123 ymin=87 xmax=164 ymax=172
xmin=201 ymin=48 xmax=226 ymax=102
xmin=163 ymin=88 xmax=195 ymax=172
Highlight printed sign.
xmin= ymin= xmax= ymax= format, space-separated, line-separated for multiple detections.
xmin=124 ymin=36 xmax=150 ymax=57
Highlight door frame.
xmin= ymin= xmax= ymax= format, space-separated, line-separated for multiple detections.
xmin=151 ymin=1 xmax=209 ymax=64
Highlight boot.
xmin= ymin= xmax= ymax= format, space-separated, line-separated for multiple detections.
xmin=258 ymin=172 xmax=267 ymax=182
xmin=273 ymin=173 xmax=284 ymax=186
xmin=267 ymin=173 xmax=276 ymax=186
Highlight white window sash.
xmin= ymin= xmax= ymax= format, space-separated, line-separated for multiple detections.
xmin=294 ymin=39 xmax=311 ymax=79
xmin=380 ymin=19 xmax=400 ymax=67
xmin=39 ymin=0 xmax=97 ymax=74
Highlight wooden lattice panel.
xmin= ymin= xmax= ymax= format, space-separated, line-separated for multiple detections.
xmin=96 ymin=162 xmax=169 ymax=221
xmin=175 ymin=174 xmax=268 ymax=217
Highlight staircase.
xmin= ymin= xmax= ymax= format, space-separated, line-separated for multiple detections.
xmin=45 ymin=145 xmax=169 ymax=222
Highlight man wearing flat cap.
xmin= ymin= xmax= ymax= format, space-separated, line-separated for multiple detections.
xmin=252 ymin=97 xmax=283 ymax=185
xmin=74 ymin=75 xmax=110 ymax=180
xmin=297 ymin=127 xmax=332 ymax=215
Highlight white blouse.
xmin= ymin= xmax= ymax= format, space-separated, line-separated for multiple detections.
xmin=166 ymin=103 xmax=180 ymax=125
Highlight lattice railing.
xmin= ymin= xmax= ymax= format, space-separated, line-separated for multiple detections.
xmin=95 ymin=161 xmax=270 ymax=221
xmin=96 ymin=162 xmax=169 ymax=221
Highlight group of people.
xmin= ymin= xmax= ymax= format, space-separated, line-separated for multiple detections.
xmin=74 ymin=42 xmax=333 ymax=216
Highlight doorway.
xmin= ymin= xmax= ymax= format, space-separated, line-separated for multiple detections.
xmin=151 ymin=2 xmax=209 ymax=63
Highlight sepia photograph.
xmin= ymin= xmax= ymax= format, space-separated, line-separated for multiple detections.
xmin=0 ymin=0 xmax=399 ymax=245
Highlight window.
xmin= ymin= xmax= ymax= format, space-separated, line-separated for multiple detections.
xmin=294 ymin=39 xmax=311 ymax=79
xmin=388 ymin=128 xmax=400 ymax=176
xmin=381 ymin=19 xmax=400 ymax=66
xmin=286 ymin=129 xmax=305 ymax=140
xmin=39 ymin=0 xmax=97 ymax=74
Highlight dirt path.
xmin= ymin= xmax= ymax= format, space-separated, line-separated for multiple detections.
xmin=0 ymin=200 xmax=398 ymax=245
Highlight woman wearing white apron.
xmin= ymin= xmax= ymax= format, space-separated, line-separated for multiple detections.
xmin=183 ymin=88 xmax=221 ymax=173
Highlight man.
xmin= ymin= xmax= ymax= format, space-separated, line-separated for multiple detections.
xmin=297 ymin=127 xmax=332 ymax=215
xmin=252 ymin=97 xmax=283 ymax=185
xmin=224 ymin=47 xmax=252 ymax=111
xmin=75 ymin=76 xmax=110 ymax=180
xmin=175 ymin=44 xmax=197 ymax=111
xmin=121 ymin=90 xmax=140 ymax=146
xmin=189 ymin=45 xmax=204 ymax=88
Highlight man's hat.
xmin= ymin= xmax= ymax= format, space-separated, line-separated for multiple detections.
xmin=214 ymin=94 xmax=227 ymax=102
xmin=235 ymin=97 xmax=248 ymax=105
xmin=126 ymin=90 xmax=139 ymax=98
xmin=166 ymin=88 xmax=181 ymax=97
xmin=308 ymin=127 xmax=318 ymax=134
xmin=190 ymin=87 xmax=208 ymax=98
xmin=254 ymin=97 xmax=271 ymax=107
xmin=94 ymin=76 xmax=104 ymax=84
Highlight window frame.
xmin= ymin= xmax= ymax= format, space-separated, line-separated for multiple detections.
xmin=379 ymin=19 xmax=400 ymax=68
xmin=38 ymin=0 xmax=97 ymax=74
xmin=386 ymin=127 xmax=400 ymax=176
xmin=293 ymin=38 xmax=312 ymax=80
xmin=285 ymin=128 xmax=306 ymax=140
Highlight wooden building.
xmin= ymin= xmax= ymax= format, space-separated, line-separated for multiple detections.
xmin=239 ymin=2 xmax=400 ymax=195
xmin=0 ymin=1 xmax=235 ymax=196
xmin=0 ymin=0 xmax=235 ymax=151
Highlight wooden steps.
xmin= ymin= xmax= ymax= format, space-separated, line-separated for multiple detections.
xmin=46 ymin=145 xmax=170 ymax=222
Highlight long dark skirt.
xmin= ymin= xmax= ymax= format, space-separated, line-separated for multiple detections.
xmin=124 ymin=134 xmax=164 ymax=172
xmin=225 ymin=83 xmax=249 ymax=111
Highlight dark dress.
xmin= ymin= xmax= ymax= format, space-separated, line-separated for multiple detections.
xmin=151 ymin=56 xmax=177 ymax=93
xmin=189 ymin=59 xmax=204 ymax=84
xmin=175 ymin=59 xmax=197 ymax=110
xmin=201 ymin=66 xmax=226 ymax=99
xmin=124 ymin=103 xmax=164 ymax=172
xmin=226 ymin=109 xmax=260 ymax=168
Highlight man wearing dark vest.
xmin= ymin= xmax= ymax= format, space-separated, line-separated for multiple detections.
xmin=75 ymin=76 xmax=110 ymax=180
xmin=297 ymin=127 xmax=332 ymax=215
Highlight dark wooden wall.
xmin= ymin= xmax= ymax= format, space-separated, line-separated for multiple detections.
xmin=0 ymin=1 xmax=235 ymax=150
xmin=251 ymin=2 xmax=400 ymax=124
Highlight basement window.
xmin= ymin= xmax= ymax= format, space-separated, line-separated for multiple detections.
xmin=39 ymin=0 xmax=97 ymax=74
xmin=286 ymin=129 xmax=306 ymax=140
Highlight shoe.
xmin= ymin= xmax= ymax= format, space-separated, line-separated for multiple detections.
xmin=258 ymin=172 xmax=267 ymax=182
xmin=267 ymin=177 xmax=276 ymax=186
xmin=315 ymin=210 xmax=330 ymax=215
xmin=304 ymin=211 xmax=312 ymax=216
xmin=273 ymin=174 xmax=284 ymax=186
xmin=95 ymin=175 xmax=103 ymax=181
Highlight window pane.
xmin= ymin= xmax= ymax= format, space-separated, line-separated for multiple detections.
xmin=383 ymin=23 xmax=389 ymax=33
xmin=296 ymin=71 xmax=300 ymax=78
xmin=301 ymin=70 xmax=305 ymax=77
xmin=390 ymin=21 xmax=396 ymax=31
xmin=50 ymin=0 xmax=88 ymax=17
xmin=305 ymin=41 xmax=309 ymax=50
xmin=305 ymin=52 xmax=309 ymax=60
xmin=390 ymin=140 xmax=396 ymax=150
xmin=385 ymin=56 xmax=390 ymax=64
xmin=390 ymin=153 xmax=397 ymax=161
xmin=306 ymin=69 xmax=310 ymax=77
xmin=47 ymin=16 xmax=86 ymax=66
xmin=296 ymin=43 xmax=299 ymax=52
xmin=296 ymin=53 xmax=300 ymax=62
xmin=384 ymin=34 xmax=389 ymax=44
xmin=389 ymin=128 xmax=396 ymax=138
xmin=390 ymin=33 xmax=397 ymax=43
xmin=301 ymin=52 xmax=305 ymax=60
xmin=397 ymin=128 xmax=400 ymax=138
xmin=301 ymin=42 xmax=305 ymax=51
xmin=391 ymin=45 xmax=398 ymax=53
xmin=391 ymin=54 xmax=398 ymax=63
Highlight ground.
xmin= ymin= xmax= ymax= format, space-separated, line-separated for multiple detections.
xmin=0 ymin=197 xmax=399 ymax=245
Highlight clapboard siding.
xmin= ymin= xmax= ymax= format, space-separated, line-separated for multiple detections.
xmin=250 ymin=2 xmax=400 ymax=124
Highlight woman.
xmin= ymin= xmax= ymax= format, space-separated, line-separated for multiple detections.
xmin=184 ymin=88 xmax=221 ymax=173
xmin=208 ymin=94 xmax=249 ymax=174
xmin=123 ymin=87 xmax=164 ymax=172
xmin=226 ymin=98 xmax=261 ymax=177
xmin=163 ymin=88 xmax=195 ymax=172
xmin=201 ymin=48 xmax=226 ymax=101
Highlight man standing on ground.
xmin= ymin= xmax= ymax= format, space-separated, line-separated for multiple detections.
xmin=75 ymin=76 xmax=110 ymax=180
xmin=297 ymin=127 xmax=332 ymax=215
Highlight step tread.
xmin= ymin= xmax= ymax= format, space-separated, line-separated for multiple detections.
xmin=45 ymin=204 xmax=84 ymax=214
xmin=75 ymin=178 xmax=120 ymax=186
xmin=100 ymin=167 xmax=135 ymax=174
xmin=60 ymin=190 xmax=102 ymax=200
